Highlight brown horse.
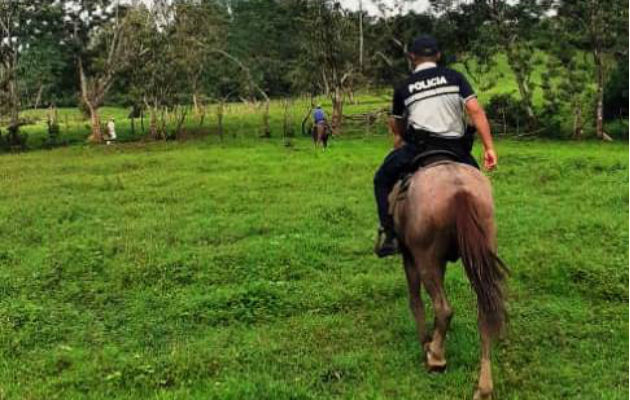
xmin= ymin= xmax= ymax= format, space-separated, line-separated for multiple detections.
xmin=390 ymin=160 xmax=507 ymax=400
xmin=312 ymin=122 xmax=331 ymax=148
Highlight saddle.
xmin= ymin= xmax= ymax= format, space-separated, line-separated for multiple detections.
xmin=395 ymin=149 xmax=460 ymax=202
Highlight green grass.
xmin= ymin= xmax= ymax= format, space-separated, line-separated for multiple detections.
xmin=0 ymin=133 xmax=627 ymax=399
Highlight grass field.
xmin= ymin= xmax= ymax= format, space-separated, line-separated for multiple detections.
xmin=0 ymin=132 xmax=627 ymax=399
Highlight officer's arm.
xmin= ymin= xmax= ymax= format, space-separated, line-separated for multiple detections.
xmin=390 ymin=87 xmax=406 ymax=149
xmin=465 ymin=98 xmax=497 ymax=170
xmin=388 ymin=117 xmax=405 ymax=149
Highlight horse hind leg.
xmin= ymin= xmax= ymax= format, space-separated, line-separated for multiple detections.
xmin=402 ymin=250 xmax=428 ymax=350
xmin=416 ymin=253 xmax=451 ymax=372
xmin=474 ymin=218 xmax=501 ymax=400
xmin=474 ymin=314 xmax=493 ymax=400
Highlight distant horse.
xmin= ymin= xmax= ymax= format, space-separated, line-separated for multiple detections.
xmin=311 ymin=121 xmax=331 ymax=148
xmin=389 ymin=155 xmax=508 ymax=400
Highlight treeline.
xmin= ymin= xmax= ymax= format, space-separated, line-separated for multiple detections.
xmin=0 ymin=0 xmax=628 ymax=145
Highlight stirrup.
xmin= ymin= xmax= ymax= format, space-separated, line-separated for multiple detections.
xmin=374 ymin=228 xmax=399 ymax=258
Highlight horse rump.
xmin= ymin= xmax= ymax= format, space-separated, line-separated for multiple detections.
xmin=321 ymin=130 xmax=329 ymax=148
xmin=453 ymin=191 xmax=508 ymax=337
xmin=312 ymin=123 xmax=330 ymax=148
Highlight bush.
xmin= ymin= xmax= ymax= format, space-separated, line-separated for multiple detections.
xmin=605 ymin=119 xmax=629 ymax=140
xmin=485 ymin=94 xmax=530 ymax=134
xmin=0 ymin=124 xmax=28 ymax=151
xmin=604 ymin=56 xmax=629 ymax=121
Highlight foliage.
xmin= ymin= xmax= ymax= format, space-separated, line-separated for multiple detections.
xmin=540 ymin=48 xmax=595 ymax=139
xmin=555 ymin=0 xmax=629 ymax=139
xmin=0 ymin=0 xmax=63 ymax=126
xmin=603 ymin=55 xmax=629 ymax=121
xmin=484 ymin=94 xmax=530 ymax=135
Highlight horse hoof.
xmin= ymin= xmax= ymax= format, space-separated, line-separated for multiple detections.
xmin=473 ymin=388 xmax=492 ymax=400
xmin=426 ymin=361 xmax=447 ymax=373
xmin=424 ymin=343 xmax=446 ymax=373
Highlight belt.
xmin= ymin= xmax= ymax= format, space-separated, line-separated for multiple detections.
xmin=406 ymin=128 xmax=473 ymax=151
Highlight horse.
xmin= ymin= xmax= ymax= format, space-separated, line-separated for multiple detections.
xmin=389 ymin=155 xmax=508 ymax=400
xmin=312 ymin=121 xmax=331 ymax=148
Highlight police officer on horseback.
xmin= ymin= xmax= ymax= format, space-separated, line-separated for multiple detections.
xmin=374 ymin=34 xmax=498 ymax=258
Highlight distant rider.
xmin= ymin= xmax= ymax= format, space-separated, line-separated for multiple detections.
xmin=373 ymin=34 xmax=498 ymax=257
xmin=313 ymin=104 xmax=327 ymax=140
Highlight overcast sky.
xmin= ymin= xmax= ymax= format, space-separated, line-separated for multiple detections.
xmin=341 ymin=0 xmax=431 ymax=16
xmin=136 ymin=0 xmax=432 ymax=16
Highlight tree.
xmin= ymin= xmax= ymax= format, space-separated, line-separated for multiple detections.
xmin=17 ymin=37 xmax=67 ymax=110
xmin=301 ymin=0 xmax=358 ymax=133
xmin=125 ymin=1 xmax=182 ymax=140
xmin=0 ymin=0 xmax=26 ymax=130
xmin=556 ymin=0 xmax=628 ymax=140
xmin=0 ymin=1 xmax=61 ymax=134
xmin=228 ymin=0 xmax=303 ymax=98
xmin=541 ymin=51 xmax=593 ymax=139
xmin=171 ymin=0 xmax=228 ymax=115
xmin=367 ymin=2 xmax=431 ymax=85
xmin=476 ymin=0 xmax=549 ymax=130
xmin=539 ymin=13 xmax=595 ymax=139
xmin=64 ymin=0 xmax=145 ymax=142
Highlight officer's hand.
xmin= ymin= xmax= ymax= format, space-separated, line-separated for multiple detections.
xmin=483 ymin=148 xmax=498 ymax=171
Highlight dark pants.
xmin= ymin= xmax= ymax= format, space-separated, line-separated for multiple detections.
xmin=373 ymin=141 xmax=479 ymax=231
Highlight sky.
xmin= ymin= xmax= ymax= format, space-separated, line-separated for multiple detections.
xmin=340 ymin=0 xmax=431 ymax=16
xmin=136 ymin=0 xmax=433 ymax=16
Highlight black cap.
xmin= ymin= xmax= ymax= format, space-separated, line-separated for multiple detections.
xmin=410 ymin=35 xmax=439 ymax=56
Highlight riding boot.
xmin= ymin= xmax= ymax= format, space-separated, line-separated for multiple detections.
xmin=374 ymin=226 xmax=399 ymax=258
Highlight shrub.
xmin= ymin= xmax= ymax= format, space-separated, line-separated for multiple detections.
xmin=603 ymin=56 xmax=629 ymax=121
xmin=485 ymin=94 xmax=530 ymax=135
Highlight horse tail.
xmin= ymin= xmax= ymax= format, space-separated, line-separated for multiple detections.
xmin=454 ymin=191 xmax=508 ymax=337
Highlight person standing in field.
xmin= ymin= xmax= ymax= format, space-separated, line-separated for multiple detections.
xmin=106 ymin=117 xmax=117 ymax=145
xmin=373 ymin=34 xmax=498 ymax=258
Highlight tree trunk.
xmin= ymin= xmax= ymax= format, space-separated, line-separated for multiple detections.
xmin=594 ymin=50 xmax=613 ymax=141
xmin=331 ymin=86 xmax=343 ymax=134
xmin=159 ymin=107 xmax=167 ymax=140
xmin=193 ymin=92 xmax=199 ymax=116
xmin=149 ymin=108 xmax=158 ymax=139
xmin=88 ymin=104 xmax=103 ymax=143
xmin=346 ymin=87 xmax=356 ymax=105
xmin=217 ymin=101 xmax=224 ymax=140
xmin=508 ymin=58 xmax=536 ymax=128
xmin=500 ymin=34 xmax=536 ymax=130
xmin=79 ymin=58 xmax=103 ymax=143
xmin=359 ymin=0 xmax=364 ymax=71
xmin=261 ymin=100 xmax=271 ymax=138
xmin=174 ymin=106 xmax=188 ymax=139
xmin=199 ymin=108 xmax=206 ymax=128
xmin=8 ymin=77 xmax=19 ymax=129
xmin=322 ymin=68 xmax=330 ymax=96
xmin=34 ymin=84 xmax=44 ymax=110
xmin=572 ymin=102 xmax=583 ymax=140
